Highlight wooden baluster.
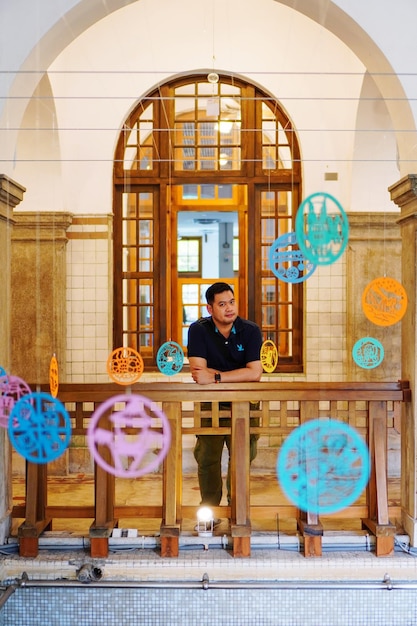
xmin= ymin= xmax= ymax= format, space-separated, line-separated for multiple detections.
xmin=230 ymin=401 xmax=251 ymax=557
xmin=297 ymin=401 xmax=323 ymax=557
xmin=160 ymin=401 xmax=182 ymax=557
xmin=90 ymin=403 xmax=115 ymax=558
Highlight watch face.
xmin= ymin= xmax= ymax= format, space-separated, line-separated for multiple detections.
xmin=215 ymin=373 xmax=221 ymax=382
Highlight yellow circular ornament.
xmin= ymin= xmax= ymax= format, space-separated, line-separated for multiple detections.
xmin=260 ymin=340 xmax=278 ymax=373
xmin=106 ymin=346 xmax=144 ymax=385
xmin=362 ymin=276 xmax=407 ymax=326
xmin=49 ymin=354 xmax=59 ymax=398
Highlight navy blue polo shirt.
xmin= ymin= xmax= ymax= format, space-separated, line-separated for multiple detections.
xmin=187 ymin=316 xmax=262 ymax=372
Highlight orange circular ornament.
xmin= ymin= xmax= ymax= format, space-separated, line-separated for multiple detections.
xmin=49 ymin=354 xmax=59 ymax=398
xmin=362 ymin=276 xmax=407 ymax=326
xmin=107 ymin=347 xmax=144 ymax=385
xmin=260 ymin=340 xmax=278 ymax=373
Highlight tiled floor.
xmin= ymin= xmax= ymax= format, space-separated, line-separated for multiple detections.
xmin=3 ymin=471 xmax=414 ymax=587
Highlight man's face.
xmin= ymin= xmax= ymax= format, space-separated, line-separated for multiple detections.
xmin=207 ymin=290 xmax=238 ymax=326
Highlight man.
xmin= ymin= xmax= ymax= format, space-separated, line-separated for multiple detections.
xmin=187 ymin=281 xmax=263 ymax=514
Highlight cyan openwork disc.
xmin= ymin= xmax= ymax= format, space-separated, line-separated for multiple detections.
xmin=352 ymin=337 xmax=384 ymax=369
xmin=277 ymin=418 xmax=370 ymax=515
xmin=269 ymin=231 xmax=316 ymax=283
xmin=295 ymin=192 xmax=349 ymax=265
xmin=156 ymin=341 xmax=184 ymax=376
xmin=9 ymin=392 xmax=71 ymax=464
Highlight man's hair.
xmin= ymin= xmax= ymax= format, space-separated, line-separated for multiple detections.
xmin=205 ymin=282 xmax=234 ymax=305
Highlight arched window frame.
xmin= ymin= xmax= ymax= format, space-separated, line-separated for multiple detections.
xmin=113 ymin=74 xmax=303 ymax=372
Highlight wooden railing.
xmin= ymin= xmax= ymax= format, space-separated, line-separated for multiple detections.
xmin=13 ymin=381 xmax=410 ymax=559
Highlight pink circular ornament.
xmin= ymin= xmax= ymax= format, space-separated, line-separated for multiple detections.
xmin=0 ymin=375 xmax=32 ymax=429
xmin=87 ymin=394 xmax=171 ymax=478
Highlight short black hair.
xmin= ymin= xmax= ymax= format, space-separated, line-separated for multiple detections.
xmin=205 ymin=282 xmax=234 ymax=305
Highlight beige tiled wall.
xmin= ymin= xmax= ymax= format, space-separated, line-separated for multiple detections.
xmin=66 ymin=216 xmax=112 ymax=383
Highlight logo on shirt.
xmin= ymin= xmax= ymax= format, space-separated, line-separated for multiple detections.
xmin=237 ymin=344 xmax=244 ymax=352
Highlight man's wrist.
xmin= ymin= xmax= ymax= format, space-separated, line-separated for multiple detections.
xmin=214 ymin=372 xmax=221 ymax=383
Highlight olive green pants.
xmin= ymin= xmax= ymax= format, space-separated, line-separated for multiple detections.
xmin=193 ymin=432 xmax=259 ymax=506
xmin=193 ymin=402 xmax=260 ymax=506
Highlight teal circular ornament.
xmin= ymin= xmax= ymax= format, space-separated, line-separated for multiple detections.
xmin=277 ymin=419 xmax=370 ymax=515
xmin=269 ymin=232 xmax=316 ymax=284
xmin=157 ymin=341 xmax=184 ymax=376
xmin=295 ymin=192 xmax=349 ymax=265
xmin=9 ymin=391 xmax=71 ymax=464
xmin=352 ymin=337 xmax=384 ymax=369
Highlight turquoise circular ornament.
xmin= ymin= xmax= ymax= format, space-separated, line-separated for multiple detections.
xmin=277 ymin=419 xmax=370 ymax=515
xmin=352 ymin=337 xmax=384 ymax=369
xmin=0 ymin=366 xmax=6 ymax=378
xmin=157 ymin=341 xmax=184 ymax=376
xmin=269 ymin=232 xmax=316 ymax=284
xmin=295 ymin=192 xmax=349 ymax=265
xmin=9 ymin=391 xmax=71 ymax=464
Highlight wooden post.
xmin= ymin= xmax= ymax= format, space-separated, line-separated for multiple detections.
xmin=18 ymin=462 xmax=51 ymax=557
xmin=362 ymin=401 xmax=396 ymax=556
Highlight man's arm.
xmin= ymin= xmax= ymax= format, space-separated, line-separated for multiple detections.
xmin=190 ymin=356 xmax=262 ymax=385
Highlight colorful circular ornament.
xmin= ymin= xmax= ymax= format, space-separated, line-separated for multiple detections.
xmin=260 ymin=339 xmax=278 ymax=373
xmin=49 ymin=354 xmax=59 ymax=398
xmin=295 ymin=192 xmax=349 ymax=265
xmin=87 ymin=394 xmax=171 ymax=478
xmin=156 ymin=341 xmax=184 ymax=376
xmin=352 ymin=337 xmax=384 ymax=369
xmin=269 ymin=232 xmax=316 ymax=283
xmin=107 ymin=347 xmax=144 ymax=385
xmin=0 ymin=375 xmax=32 ymax=429
xmin=277 ymin=418 xmax=370 ymax=515
xmin=361 ymin=276 xmax=407 ymax=326
xmin=9 ymin=391 xmax=71 ymax=464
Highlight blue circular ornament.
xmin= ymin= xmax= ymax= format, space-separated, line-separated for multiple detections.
xmin=352 ymin=337 xmax=384 ymax=369
xmin=156 ymin=341 xmax=184 ymax=376
xmin=269 ymin=232 xmax=316 ymax=284
xmin=0 ymin=366 xmax=6 ymax=378
xmin=9 ymin=391 xmax=71 ymax=464
xmin=277 ymin=419 xmax=370 ymax=515
xmin=295 ymin=192 xmax=349 ymax=265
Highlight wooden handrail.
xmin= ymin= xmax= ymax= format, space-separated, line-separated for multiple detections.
xmin=15 ymin=380 xmax=409 ymax=559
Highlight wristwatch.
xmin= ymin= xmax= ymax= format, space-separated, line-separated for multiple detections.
xmin=214 ymin=372 xmax=221 ymax=383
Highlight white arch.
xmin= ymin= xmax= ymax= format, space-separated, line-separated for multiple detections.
xmin=1 ymin=0 xmax=415 ymax=175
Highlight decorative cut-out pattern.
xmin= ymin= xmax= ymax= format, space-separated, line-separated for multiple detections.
xmin=9 ymin=392 xmax=71 ymax=463
xmin=277 ymin=418 xmax=370 ymax=514
xmin=106 ymin=347 xmax=144 ymax=385
xmin=295 ymin=192 xmax=349 ymax=265
xmin=362 ymin=276 xmax=407 ymax=326
xmin=352 ymin=337 xmax=384 ymax=369
xmin=87 ymin=394 xmax=171 ymax=478
xmin=156 ymin=341 xmax=184 ymax=376
xmin=269 ymin=231 xmax=316 ymax=283
xmin=260 ymin=339 xmax=278 ymax=373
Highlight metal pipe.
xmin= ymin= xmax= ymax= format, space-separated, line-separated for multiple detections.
xmin=0 ymin=572 xmax=412 ymax=591
xmin=0 ymin=584 xmax=17 ymax=609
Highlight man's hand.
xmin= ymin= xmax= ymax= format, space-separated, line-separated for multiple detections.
xmin=190 ymin=365 xmax=217 ymax=385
